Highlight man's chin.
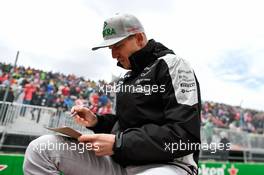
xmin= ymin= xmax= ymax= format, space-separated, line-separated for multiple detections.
xmin=122 ymin=64 xmax=131 ymax=70
xmin=117 ymin=61 xmax=131 ymax=70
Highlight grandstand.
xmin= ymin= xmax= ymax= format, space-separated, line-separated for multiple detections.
xmin=0 ymin=62 xmax=264 ymax=174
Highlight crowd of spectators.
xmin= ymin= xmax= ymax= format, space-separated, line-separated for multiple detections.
xmin=1 ymin=62 xmax=264 ymax=134
xmin=0 ymin=62 xmax=114 ymax=115
xmin=202 ymin=101 xmax=264 ymax=134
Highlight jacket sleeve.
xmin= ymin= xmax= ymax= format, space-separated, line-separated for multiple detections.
xmin=112 ymin=56 xmax=201 ymax=166
xmin=87 ymin=114 xmax=117 ymax=133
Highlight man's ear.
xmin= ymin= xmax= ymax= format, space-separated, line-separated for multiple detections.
xmin=135 ymin=33 xmax=144 ymax=47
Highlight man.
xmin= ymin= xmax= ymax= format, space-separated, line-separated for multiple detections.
xmin=23 ymin=14 xmax=201 ymax=175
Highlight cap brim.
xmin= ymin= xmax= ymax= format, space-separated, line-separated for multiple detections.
xmin=92 ymin=35 xmax=129 ymax=51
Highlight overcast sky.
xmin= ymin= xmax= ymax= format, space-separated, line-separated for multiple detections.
xmin=0 ymin=0 xmax=263 ymax=110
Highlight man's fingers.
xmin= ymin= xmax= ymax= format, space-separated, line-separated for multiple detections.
xmin=78 ymin=134 xmax=97 ymax=142
xmin=74 ymin=116 xmax=82 ymax=123
xmin=74 ymin=117 xmax=87 ymax=126
xmin=95 ymin=152 xmax=104 ymax=156
xmin=71 ymin=105 xmax=86 ymax=113
xmin=71 ymin=106 xmax=93 ymax=117
xmin=93 ymin=145 xmax=104 ymax=156
xmin=74 ymin=116 xmax=82 ymax=122
xmin=71 ymin=105 xmax=80 ymax=113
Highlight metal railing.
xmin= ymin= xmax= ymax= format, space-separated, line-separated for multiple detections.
xmin=200 ymin=127 xmax=264 ymax=162
xmin=0 ymin=101 xmax=92 ymax=149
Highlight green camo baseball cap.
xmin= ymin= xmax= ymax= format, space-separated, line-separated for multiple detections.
xmin=92 ymin=14 xmax=144 ymax=51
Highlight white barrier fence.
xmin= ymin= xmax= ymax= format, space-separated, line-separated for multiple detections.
xmin=0 ymin=101 xmax=92 ymax=148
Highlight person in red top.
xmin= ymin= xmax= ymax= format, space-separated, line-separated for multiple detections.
xmin=20 ymin=83 xmax=35 ymax=116
xmin=61 ymin=84 xmax=70 ymax=96
xmin=0 ymin=73 xmax=8 ymax=84
xmin=89 ymin=92 xmax=99 ymax=114
xmin=23 ymin=83 xmax=36 ymax=102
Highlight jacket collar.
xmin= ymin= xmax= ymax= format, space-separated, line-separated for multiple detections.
xmin=117 ymin=39 xmax=174 ymax=74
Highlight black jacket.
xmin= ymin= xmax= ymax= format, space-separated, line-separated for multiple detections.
xmin=90 ymin=39 xmax=201 ymax=168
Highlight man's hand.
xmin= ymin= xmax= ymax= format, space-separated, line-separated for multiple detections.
xmin=71 ymin=105 xmax=98 ymax=127
xmin=78 ymin=134 xmax=115 ymax=156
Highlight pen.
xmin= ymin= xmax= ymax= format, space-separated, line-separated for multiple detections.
xmin=71 ymin=105 xmax=89 ymax=117
xmin=71 ymin=112 xmax=78 ymax=117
